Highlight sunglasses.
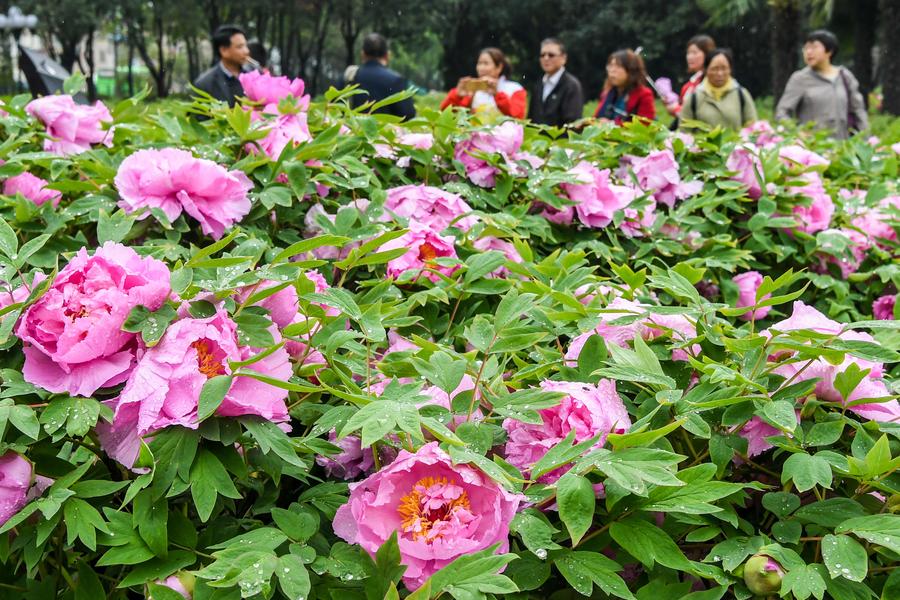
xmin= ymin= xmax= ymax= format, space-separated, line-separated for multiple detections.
xmin=540 ymin=52 xmax=561 ymax=58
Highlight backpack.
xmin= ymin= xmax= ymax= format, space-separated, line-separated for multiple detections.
xmin=691 ymin=83 xmax=747 ymax=125
xmin=839 ymin=68 xmax=860 ymax=132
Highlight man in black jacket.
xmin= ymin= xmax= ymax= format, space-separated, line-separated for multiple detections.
xmin=193 ymin=25 xmax=250 ymax=107
xmin=528 ymin=38 xmax=584 ymax=127
xmin=349 ymin=33 xmax=416 ymax=120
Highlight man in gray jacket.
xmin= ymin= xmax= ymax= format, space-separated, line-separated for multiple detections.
xmin=775 ymin=30 xmax=868 ymax=140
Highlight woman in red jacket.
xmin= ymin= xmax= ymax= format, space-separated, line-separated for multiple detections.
xmin=594 ymin=49 xmax=655 ymax=125
xmin=665 ymin=34 xmax=716 ymax=117
xmin=441 ymin=48 xmax=527 ymax=119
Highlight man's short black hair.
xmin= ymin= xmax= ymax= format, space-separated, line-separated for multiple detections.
xmin=805 ymin=29 xmax=839 ymax=59
xmin=362 ymin=33 xmax=389 ymax=59
xmin=212 ymin=24 xmax=245 ymax=59
xmin=541 ymin=37 xmax=566 ymax=55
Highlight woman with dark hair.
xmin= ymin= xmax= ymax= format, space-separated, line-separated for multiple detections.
xmin=775 ymin=29 xmax=868 ymax=139
xmin=680 ymin=48 xmax=757 ymax=130
xmin=665 ymin=34 xmax=716 ymax=117
xmin=441 ymin=48 xmax=527 ymax=118
xmin=593 ymin=49 xmax=655 ymax=124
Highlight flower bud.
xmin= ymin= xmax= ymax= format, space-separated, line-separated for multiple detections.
xmin=743 ymin=554 xmax=784 ymax=596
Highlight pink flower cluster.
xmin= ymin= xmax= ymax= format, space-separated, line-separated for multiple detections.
xmin=765 ymin=301 xmax=900 ymax=423
xmin=727 ymin=145 xmax=763 ymax=199
xmin=100 ymin=308 xmax=292 ymax=468
xmin=787 ymin=171 xmax=834 ymax=234
xmin=115 ymin=148 xmax=253 ymax=239
xmin=333 ymin=442 xmax=521 ymax=590
xmin=621 ymin=149 xmax=703 ymax=208
xmin=384 ymin=185 xmax=477 ymax=231
xmin=873 ymin=294 xmax=896 ymax=320
xmin=379 ymin=220 xmax=459 ymax=283
xmin=26 ymin=95 xmax=113 ymax=155
xmin=740 ymin=120 xmax=784 ymax=148
xmin=503 ymin=380 xmax=631 ymax=483
xmin=239 ymin=72 xmax=312 ymax=160
xmin=454 ymin=121 xmax=540 ymax=187
xmin=733 ymin=271 xmax=771 ymax=321
xmin=559 ymin=161 xmax=639 ymax=228
xmin=815 ymin=195 xmax=899 ymax=277
xmin=565 ymin=297 xmax=700 ymax=364
xmin=0 ymin=452 xmax=31 ymax=527
xmin=3 ymin=171 xmax=61 ymax=207
xmin=17 ymin=242 xmax=170 ymax=397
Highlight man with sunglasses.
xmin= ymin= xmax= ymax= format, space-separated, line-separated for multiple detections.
xmin=528 ymin=38 xmax=584 ymax=127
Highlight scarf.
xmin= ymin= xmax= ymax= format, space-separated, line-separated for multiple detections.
xmin=703 ymin=77 xmax=734 ymax=101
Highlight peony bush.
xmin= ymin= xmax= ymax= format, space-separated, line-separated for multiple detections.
xmin=0 ymin=78 xmax=898 ymax=600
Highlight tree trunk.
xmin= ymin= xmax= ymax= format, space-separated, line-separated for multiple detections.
xmin=770 ymin=0 xmax=802 ymax=104
xmin=59 ymin=39 xmax=80 ymax=74
xmin=186 ymin=35 xmax=199 ymax=82
xmin=310 ymin=1 xmax=334 ymax=94
xmin=155 ymin=11 xmax=168 ymax=97
xmin=882 ymin=0 xmax=900 ymax=115
xmin=84 ymin=30 xmax=97 ymax=102
xmin=339 ymin=0 xmax=360 ymax=66
xmin=127 ymin=40 xmax=135 ymax=97
xmin=854 ymin=0 xmax=878 ymax=108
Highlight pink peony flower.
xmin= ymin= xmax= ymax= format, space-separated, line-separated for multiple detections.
xmin=765 ymin=302 xmax=900 ymax=422
xmin=740 ymin=121 xmax=783 ymax=148
xmin=17 ymin=242 xmax=170 ymax=397
xmin=25 ymin=95 xmax=113 ymax=155
xmin=738 ymin=416 xmax=785 ymax=457
xmin=316 ymin=432 xmax=384 ymax=480
xmin=851 ymin=196 xmax=900 ymax=247
xmin=503 ymin=379 xmax=631 ymax=483
xmin=561 ymin=162 xmax=636 ymax=228
xmin=726 ymin=145 xmax=763 ymax=199
xmin=0 ymin=272 xmax=47 ymax=312
xmin=454 ymin=121 xmax=524 ymax=187
xmin=333 ymin=441 xmax=521 ymax=591
xmin=733 ymin=271 xmax=771 ymax=321
xmin=789 ymin=172 xmax=834 ymax=234
xmin=384 ymin=185 xmax=478 ymax=231
xmin=622 ymin=149 xmax=703 ymax=208
xmin=565 ymin=298 xmax=700 ymax=364
xmin=397 ymin=132 xmax=435 ymax=150
xmin=250 ymin=106 xmax=312 ymax=160
xmin=99 ymin=309 xmax=292 ymax=468
xmin=0 ymin=452 xmax=31 ymax=527
xmin=153 ymin=574 xmax=193 ymax=599
xmin=471 ymin=236 xmax=523 ymax=278
xmin=115 ymin=148 xmax=253 ymax=240
xmin=873 ymin=294 xmax=896 ymax=320
xmin=814 ymin=228 xmax=870 ymax=278
xmin=3 ymin=172 xmax=62 ymax=207
xmin=239 ymin=71 xmax=309 ymax=106
xmin=540 ymin=203 xmax=575 ymax=225
xmin=380 ymin=221 xmax=459 ymax=283
xmin=778 ymin=144 xmax=829 ymax=168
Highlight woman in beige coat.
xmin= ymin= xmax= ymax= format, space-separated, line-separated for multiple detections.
xmin=680 ymin=49 xmax=757 ymax=131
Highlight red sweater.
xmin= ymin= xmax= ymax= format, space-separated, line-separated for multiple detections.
xmin=593 ymin=84 xmax=655 ymax=124
xmin=440 ymin=88 xmax=528 ymax=119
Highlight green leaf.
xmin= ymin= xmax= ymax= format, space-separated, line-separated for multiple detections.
xmin=271 ymin=507 xmax=318 ymax=542
xmin=97 ymin=209 xmax=135 ymax=243
xmin=555 ymin=550 xmax=635 ymax=599
xmin=464 ymin=251 xmax=506 ymax=284
xmin=782 ymin=453 xmax=832 ymax=492
xmin=41 ymin=396 xmax=103 ymax=437
xmin=581 ymin=448 xmax=685 ymax=496
xmin=822 ymin=534 xmax=867 ymax=582
xmin=75 ymin=563 xmax=105 ymax=600
xmin=277 ymin=554 xmax=311 ymax=600
xmin=609 ymin=517 xmax=693 ymax=570
xmin=761 ymin=400 xmax=798 ymax=433
xmin=807 ymin=420 xmax=844 ymax=446
xmin=63 ymin=497 xmax=110 ymax=550
xmin=835 ymin=514 xmax=900 ymax=555
xmin=189 ymin=449 xmax=242 ymax=522
xmin=781 ymin=563 xmax=827 ymax=600
xmin=134 ymin=490 xmax=168 ymax=558
xmin=556 ymin=472 xmax=595 ymax=545
xmin=510 ymin=510 xmax=562 ymax=556
xmin=0 ymin=216 xmax=19 ymax=259
xmin=242 ymin=417 xmax=308 ymax=469
xmin=197 ymin=375 xmax=233 ymax=422
xmin=762 ymin=492 xmax=801 ymax=518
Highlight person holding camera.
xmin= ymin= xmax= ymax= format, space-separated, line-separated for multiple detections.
xmin=440 ymin=48 xmax=526 ymax=118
